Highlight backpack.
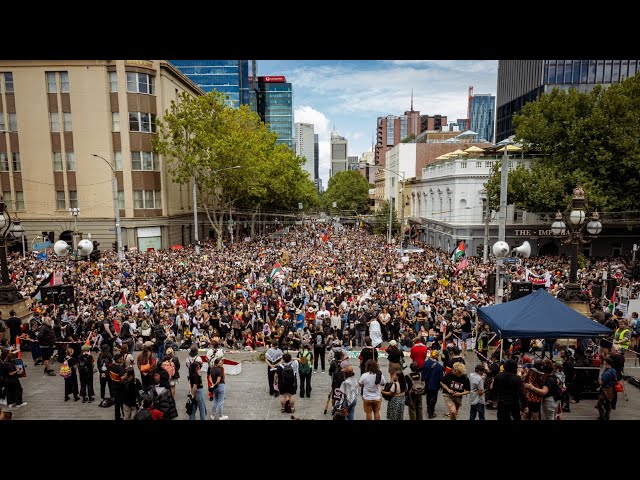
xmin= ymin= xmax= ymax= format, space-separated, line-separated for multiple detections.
xmin=410 ymin=376 xmax=426 ymax=396
xmin=78 ymin=355 xmax=91 ymax=375
xmin=281 ymin=363 xmax=295 ymax=388
xmin=316 ymin=333 xmax=325 ymax=348
xmin=161 ymin=359 xmax=175 ymax=379
xmin=298 ymin=350 xmax=311 ymax=374
xmin=549 ymin=375 xmax=562 ymax=401
xmin=59 ymin=359 xmax=72 ymax=379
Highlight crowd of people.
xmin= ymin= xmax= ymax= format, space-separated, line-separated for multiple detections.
xmin=0 ymin=222 xmax=638 ymax=420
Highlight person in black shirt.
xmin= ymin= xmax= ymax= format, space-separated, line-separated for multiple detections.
xmin=492 ymin=359 xmax=527 ymax=420
xmin=108 ymin=353 xmax=126 ymax=421
xmin=6 ymin=310 xmax=22 ymax=346
xmin=358 ymin=336 xmax=378 ymax=377
xmin=440 ymin=362 xmax=470 ymax=420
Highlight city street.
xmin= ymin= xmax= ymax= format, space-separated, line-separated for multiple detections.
xmin=7 ymin=348 xmax=640 ymax=421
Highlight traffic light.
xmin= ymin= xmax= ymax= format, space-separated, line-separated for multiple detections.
xmin=112 ymin=241 xmax=118 ymax=252
xmin=476 ymin=244 xmax=483 ymax=256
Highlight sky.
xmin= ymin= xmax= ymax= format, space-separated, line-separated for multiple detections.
xmin=259 ymin=60 xmax=499 ymax=188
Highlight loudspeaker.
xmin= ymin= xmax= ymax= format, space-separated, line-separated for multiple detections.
xmin=532 ymin=283 xmax=547 ymax=291
xmin=487 ymin=273 xmax=496 ymax=295
xmin=40 ymin=286 xmax=59 ymax=305
xmin=606 ymin=279 xmax=617 ymax=299
xmin=511 ymin=282 xmax=533 ymax=300
xmin=591 ymin=284 xmax=602 ymax=298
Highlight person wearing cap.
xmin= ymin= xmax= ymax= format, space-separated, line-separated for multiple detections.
xmin=78 ymin=343 xmax=96 ymax=403
xmin=421 ymin=349 xmax=443 ymax=419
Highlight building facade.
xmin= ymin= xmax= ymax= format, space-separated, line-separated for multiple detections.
xmin=374 ymin=108 xmax=420 ymax=165
xmin=0 ymin=60 xmax=204 ymax=252
xmin=348 ymin=155 xmax=359 ymax=171
xmin=496 ymin=59 xmax=640 ymax=141
xmin=313 ymin=133 xmax=319 ymax=183
xmin=294 ymin=122 xmax=315 ymax=179
xmin=469 ymin=94 xmax=495 ymax=143
xmin=170 ymin=60 xmax=250 ymax=108
xmin=255 ymin=76 xmax=293 ymax=149
xmin=330 ymin=131 xmax=347 ymax=178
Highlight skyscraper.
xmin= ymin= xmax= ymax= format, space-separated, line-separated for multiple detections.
xmin=170 ymin=60 xmax=250 ymax=108
xmin=314 ymin=134 xmax=319 ymax=182
xmin=330 ymin=131 xmax=347 ymax=178
xmin=469 ymin=94 xmax=495 ymax=143
xmin=496 ymin=60 xmax=639 ymax=141
xmin=255 ymin=76 xmax=293 ymax=149
xmin=294 ymin=122 xmax=315 ymax=179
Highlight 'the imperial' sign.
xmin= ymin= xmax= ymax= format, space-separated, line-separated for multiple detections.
xmin=513 ymin=228 xmax=566 ymax=237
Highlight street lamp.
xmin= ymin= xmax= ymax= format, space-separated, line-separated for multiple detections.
xmin=10 ymin=220 xmax=25 ymax=259
xmin=377 ymin=165 xmax=406 ymax=254
xmin=0 ymin=197 xmax=22 ymax=305
xmin=193 ymin=165 xmax=242 ymax=255
xmin=552 ymin=186 xmax=602 ymax=303
xmin=92 ymin=154 xmax=124 ymax=261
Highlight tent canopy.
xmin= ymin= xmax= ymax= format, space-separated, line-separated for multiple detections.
xmin=477 ymin=289 xmax=613 ymax=339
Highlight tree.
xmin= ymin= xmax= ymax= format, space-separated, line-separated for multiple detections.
xmin=486 ymin=74 xmax=640 ymax=212
xmin=401 ymin=133 xmax=416 ymax=143
xmin=322 ymin=170 xmax=372 ymax=214
xmin=373 ymin=200 xmax=400 ymax=236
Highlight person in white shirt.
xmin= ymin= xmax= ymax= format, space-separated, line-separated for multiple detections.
xmin=358 ymin=359 xmax=385 ymax=420
xmin=468 ymin=364 xmax=486 ymax=421
xmin=368 ymin=317 xmax=383 ymax=348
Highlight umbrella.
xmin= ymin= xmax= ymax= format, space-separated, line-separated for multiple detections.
xmin=435 ymin=155 xmax=449 ymax=160
xmin=464 ymin=145 xmax=485 ymax=153
xmin=497 ymin=144 xmax=522 ymax=152
xmin=171 ymin=245 xmax=184 ymax=250
xmin=451 ymin=149 xmax=468 ymax=156
xmin=457 ymin=130 xmax=478 ymax=138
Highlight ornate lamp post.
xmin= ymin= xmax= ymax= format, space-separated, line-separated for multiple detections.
xmin=0 ymin=197 xmax=22 ymax=305
xmin=552 ymin=186 xmax=602 ymax=304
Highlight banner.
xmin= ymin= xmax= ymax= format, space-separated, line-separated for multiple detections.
xmin=525 ymin=268 xmax=551 ymax=287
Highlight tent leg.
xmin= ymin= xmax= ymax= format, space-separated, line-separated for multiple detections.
xmin=499 ymin=338 xmax=503 ymax=362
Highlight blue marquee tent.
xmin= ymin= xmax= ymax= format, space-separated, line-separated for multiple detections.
xmin=477 ymin=289 xmax=613 ymax=339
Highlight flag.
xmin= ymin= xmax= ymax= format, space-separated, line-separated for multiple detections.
xmin=322 ymin=232 xmax=330 ymax=243
xmin=451 ymin=241 xmax=465 ymax=261
xmin=268 ymin=261 xmax=282 ymax=284
xmin=435 ymin=254 xmax=441 ymax=266
xmin=117 ymin=290 xmax=127 ymax=309
xmin=30 ymin=270 xmax=63 ymax=298
xmin=608 ymin=289 xmax=616 ymax=313
xmin=454 ymin=258 xmax=469 ymax=276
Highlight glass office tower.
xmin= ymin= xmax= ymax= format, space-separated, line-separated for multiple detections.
xmin=255 ymin=76 xmax=293 ymax=149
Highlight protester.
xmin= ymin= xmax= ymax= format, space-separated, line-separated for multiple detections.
xmin=359 ymin=359 xmax=385 ymax=420
xmin=209 ymin=357 xmax=228 ymax=420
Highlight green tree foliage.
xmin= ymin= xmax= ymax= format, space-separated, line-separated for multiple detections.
xmin=321 ymin=170 xmax=372 ymax=214
xmin=373 ymin=200 xmax=400 ymax=236
xmin=485 ymin=74 xmax=640 ymax=212
xmin=154 ymin=91 xmax=318 ymax=247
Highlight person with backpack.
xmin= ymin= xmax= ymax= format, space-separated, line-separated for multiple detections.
xmin=421 ymin=350 xmax=443 ymax=419
xmin=358 ymin=359 xmax=385 ymax=420
xmin=405 ymin=361 xmax=425 ymax=420
xmin=297 ymin=342 xmax=314 ymax=398
xmin=148 ymin=369 xmax=178 ymax=420
xmin=276 ymin=352 xmax=298 ymax=414
xmin=337 ymin=365 xmax=358 ymax=420
xmin=328 ymin=350 xmax=347 ymax=411
xmin=313 ymin=326 xmax=326 ymax=373
xmin=121 ymin=367 xmax=142 ymax=420
xmin=358 ymin=336 xmax=378 ymax=377
xmin=381 ymin=368 xmax=407 ymax=420
xmin=524 ymin=359 xmax=561 ymax=421
xmin=78 ymin=344 xmax=95 ymax=403
xmin=137 ymin=344 xmax=157 ymax=391
xmin=163 ymin=347 xmax=180 ymax=398
xmin=265 ymin=339 xmax=283 ymax=396
xmin=61 ymin=347 xmax=80 ymax=402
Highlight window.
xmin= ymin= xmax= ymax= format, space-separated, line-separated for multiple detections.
xmin=0 ymin=112 xmax=4 ymax=132
xmin=112 ymin=112 xmax=120 ymax=132
xmin=66 ymin=152 xmax=75 ymax=171
xmin=56 ymin=191 xmax=66 ymax=209
xmin=50 ymin=112 xmax=60 ymax=132
xmin=126 ymin=72 xmax=155 ymax=95
xmin=46 ymin=72 xmax=57 ymax=93
xmin=9 ymin=113 xmax=17 ymax=132
xmin=69 ymin=190 xmax=78 ymax=208
xmin=129 ymin=112 xmax=156 ymax=133
xmin=604 ymin=60 xmax=613 ymax=82
xmin=109 ymin=72 xmax=118 ymax=92
xmin=131 ymin=151 xmax=158 ymax=170
xmin=3 ymin=191 xmax=10 ymax=209
xmin=117 ymin=191 xmax=125 ymax=209
xmin=63 ymin=112 xmax=72 ymax=132
xmin=60 ymin=72 xmax=69 ymax=93
xmin=114 ymin=151 xmax=123 ymax=171
xmin=15 ymin=191 xmax=24 ymax=210
xmin=133 ymin=190 xmax=161 ymax=209
xmin=53 ymin=152 xmax=63 ymax=171
xmin=4 ymin=73 xmax=13 ymax=93
xmin=12 ymin=153 xmax=20 ymax=172
xmin=0 ymin=153 xmax=8 ymax=171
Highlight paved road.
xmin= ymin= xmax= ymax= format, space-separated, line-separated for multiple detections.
xmin=6 ymin=348 xmax=640 ymax=420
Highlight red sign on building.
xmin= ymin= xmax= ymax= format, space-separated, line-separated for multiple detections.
xmin=260 ymin=75 xmax=286 ymax=83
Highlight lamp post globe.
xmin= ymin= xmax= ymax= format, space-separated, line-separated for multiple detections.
xmin=54 ymin=240 xmax=70 ymax=257
xmin=551 ymin=212 xmax=566 ymax=235
xmin=587 ymin=212 xmax=602 ymax=235
xmin=569 ymin=209 xmax=586 ymax=226
xmin=10 ymin=222 xmax=24 ymax=238
xmin=492 ymin=241 xmax=510 ymax=258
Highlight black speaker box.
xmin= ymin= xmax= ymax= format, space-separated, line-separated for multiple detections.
xmin=511 ymin=282 xmax=533 ymax=300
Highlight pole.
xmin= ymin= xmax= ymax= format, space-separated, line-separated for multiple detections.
xmin=483 ymin=205 xmax=490 ymax=264
xmin=400 ymin=181 xmax=405 ymax=256
xmin=495 ymin=146 xmax=509 ymax=305
xmin=22 ymin=235 xmax=25 ymax=259
xmin=388 ymin=197 xmax=393 ymax=244
xmin=193 ymin=178 xmax=200 ymax=255
xmin=113 ymin=174 xmax=124 ymax=261
xmin=569 ymin=240 xmax=579 ymax=285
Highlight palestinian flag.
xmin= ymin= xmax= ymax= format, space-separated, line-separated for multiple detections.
xmin=117 ymin=290 xmax=127 ymax=309
xmin=451 ymin=241 xmax=465 ymax=261
xmin=268 ymin=261 xmax=282 ymax=284
xmin=607 ymin=289 xmax=616 ymax=313
xmin=454 ymin=258 xmax=469 ymax=276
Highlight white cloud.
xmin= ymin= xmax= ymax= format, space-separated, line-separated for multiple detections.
xmin=294 ymin=106 xmax=330 ymax=137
